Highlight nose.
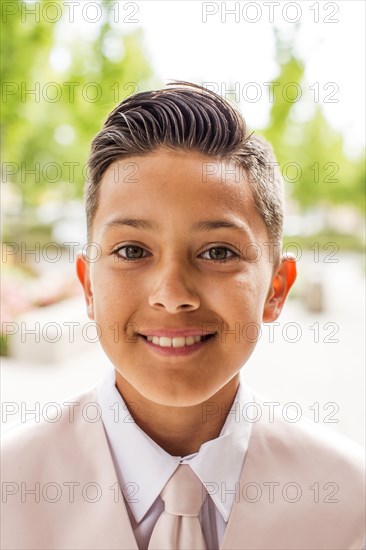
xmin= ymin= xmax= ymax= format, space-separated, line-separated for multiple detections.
xmin=148 ymin=259 xmax=200 ymax=314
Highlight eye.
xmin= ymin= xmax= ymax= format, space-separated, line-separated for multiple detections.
xmin=113 ymin=244 xmax=150 ymax=261
xmin=200 ymin=246 xmax=240 ymax=262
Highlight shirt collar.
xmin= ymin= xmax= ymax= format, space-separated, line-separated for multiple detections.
xmin=96 ymin=367 xmax=253 ymax=523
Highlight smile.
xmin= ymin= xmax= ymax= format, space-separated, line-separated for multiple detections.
xmin=143 ymin=334 xmax=213 ymax=347
xmin=137 ymin=333 xmax=216 ymax=356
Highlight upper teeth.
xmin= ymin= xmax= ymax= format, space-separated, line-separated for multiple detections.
xmin=146 ymin=335 xmax=203 ymax=347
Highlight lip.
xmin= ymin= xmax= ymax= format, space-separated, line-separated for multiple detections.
xmin=137 ymin=328 xmax=217 ymax=338
xmin=137 ymin=333 xmax=216 ymax=356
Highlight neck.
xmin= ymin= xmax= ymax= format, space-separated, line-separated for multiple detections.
xmin=115 ymin=372 xmax=240 ymax=456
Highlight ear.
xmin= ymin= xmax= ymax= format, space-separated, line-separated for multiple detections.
xmin=262 ymin=255 xmax=297 ymax=323
xmin=76 ymin=251 xmax=95 ymax=320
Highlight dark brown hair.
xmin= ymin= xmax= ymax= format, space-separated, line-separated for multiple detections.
xmin=86 ymin=81 xmax=284 ymax=244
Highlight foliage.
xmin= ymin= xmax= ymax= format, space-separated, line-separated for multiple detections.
xmin=1 ymin=0 xmax=154 ymax=206
xmin=1 ymin=10 xmax=364 ymax=213
xmin=262 ymin=29 xmax=365 ymax=213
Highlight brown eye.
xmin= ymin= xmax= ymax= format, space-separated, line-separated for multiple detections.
xmin=114 ymin=245 xmax=147 ymax=260
xmin=201 ymin=246 xmax=238 ymax=262
xmin=209 ymin=247 xmax=228 ymax=260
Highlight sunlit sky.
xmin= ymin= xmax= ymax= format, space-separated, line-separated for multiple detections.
xmin=49 ymin=0 xmax=365 ymax=153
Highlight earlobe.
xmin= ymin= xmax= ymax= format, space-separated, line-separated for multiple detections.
xmin=76 ymin=251 xmax=95 ymax=320
xmin=262 ymin=255 xmax=297 ymax=323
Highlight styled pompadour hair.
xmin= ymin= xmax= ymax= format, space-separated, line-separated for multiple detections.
xmin=86 ymin=81 xmax=284 ymax=244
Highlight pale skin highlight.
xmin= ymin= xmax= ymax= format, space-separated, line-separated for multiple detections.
xmin=77 ymin=149 xmax=296 ymax=456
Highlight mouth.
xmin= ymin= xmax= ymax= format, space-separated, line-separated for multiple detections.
xmin=137 ymin=333 xmax=216 ymax=356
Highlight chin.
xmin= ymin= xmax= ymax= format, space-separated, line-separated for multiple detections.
xmin=139 ymin=384 xmax=218 ymax=408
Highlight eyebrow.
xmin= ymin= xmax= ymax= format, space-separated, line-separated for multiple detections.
xmin=104 ymin=217 xmax=158 ymax=231
xmin=192 ymin=219 xmax=250 ymax=234
xmin=103 ymin=217 xmax=252 ymax=237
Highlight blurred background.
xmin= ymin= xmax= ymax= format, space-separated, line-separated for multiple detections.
xmin=1 ymin=0 xmax=365 ymax=445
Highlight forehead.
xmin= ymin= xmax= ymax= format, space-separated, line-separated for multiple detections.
xmin=94 ymin=149 xmax=266 ymax=238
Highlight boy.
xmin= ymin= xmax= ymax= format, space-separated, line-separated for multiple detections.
xmin=1 ymin=82 xmax=364 ymax=549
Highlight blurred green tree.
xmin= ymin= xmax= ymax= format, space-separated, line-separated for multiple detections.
xmin=1 ymin=0 xmax=153 ymax=207
xmin=262 ymin=28 xmax=365 ymax=214
xmin=2 ymin=12 xmax=364 ymax=215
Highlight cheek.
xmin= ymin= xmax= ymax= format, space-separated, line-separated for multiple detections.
xmin=91 ymin=265 xmax=134 ymax=321
xmin=214 ymin=271 xmax=268 ymax=315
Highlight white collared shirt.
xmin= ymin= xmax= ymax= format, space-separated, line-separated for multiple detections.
xmin=96 ymin=368 xmax=254 ymax=549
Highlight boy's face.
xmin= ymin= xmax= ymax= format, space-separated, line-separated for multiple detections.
xmin=77 ymin=149 xmax=295 ymax=407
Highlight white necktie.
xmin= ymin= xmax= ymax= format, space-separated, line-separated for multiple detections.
xmin=148 ymin=464 xmax=208 ymax=549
